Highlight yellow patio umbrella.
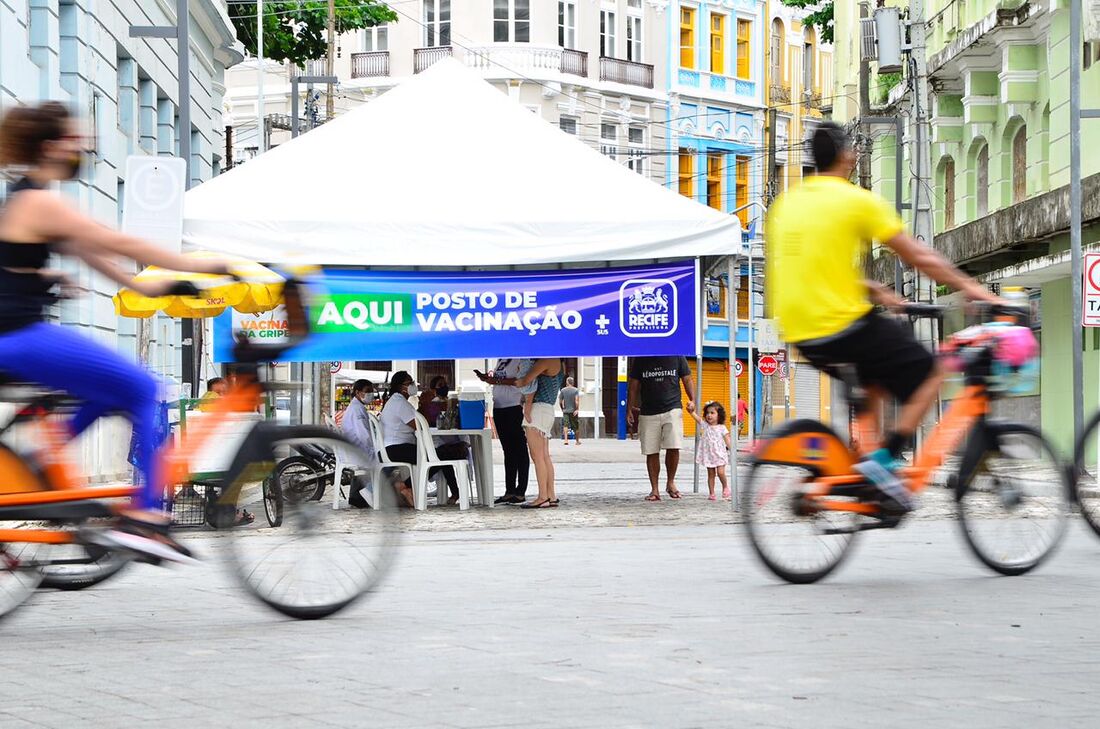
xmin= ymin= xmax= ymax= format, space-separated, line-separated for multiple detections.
xmin=113 ymin=251 xmax=285 ymax=319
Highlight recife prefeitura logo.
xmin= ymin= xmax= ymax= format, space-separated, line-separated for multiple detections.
xmin=619 ymin=278 xmax=678 ymax=338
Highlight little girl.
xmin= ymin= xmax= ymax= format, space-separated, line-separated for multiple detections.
xmin=692 ymin=401 xmax=732 ymax=500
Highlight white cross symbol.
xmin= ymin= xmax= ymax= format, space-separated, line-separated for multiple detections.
xmin=595 ymin=314 xmax=610 ymax=331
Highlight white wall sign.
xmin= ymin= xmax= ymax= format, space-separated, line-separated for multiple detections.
xmin=122 ymin=156 xmax=186 ymax=252
xmin=757 ymin=318 xmax=780 ymax=353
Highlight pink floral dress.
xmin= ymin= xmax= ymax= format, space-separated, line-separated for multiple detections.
xmin=696 ymin=423 xmax=729 ymax=468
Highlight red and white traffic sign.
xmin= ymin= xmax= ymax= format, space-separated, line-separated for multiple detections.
xmin=330 ymin=361 xmax=342 ymax=374
xmin=757 ymin=355 xmax=779 ymax=376
xmin=1085 ymin=252 xmax=1100 ymax=327
xmin=733 ymin=360 xmax=744 ymax=377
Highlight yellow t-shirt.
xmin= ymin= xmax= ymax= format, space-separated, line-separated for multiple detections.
xmin=765 ymin=175 xmax=905 ymax=343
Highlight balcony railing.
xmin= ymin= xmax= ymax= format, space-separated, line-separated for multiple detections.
xmin=351 ymin=51 xmax=390 ymax=78
xmin=561 ymin=48 xmax=588 ymax=77
xmin=769 ymin=83 xmax=791 ymax=104
xmin=290 ymin=58 xmax=330 ymax=79
xmin=414 ymin=46 xmax=453 ymax=73
xmin=598 ymin=56 xmax=654 ymax=88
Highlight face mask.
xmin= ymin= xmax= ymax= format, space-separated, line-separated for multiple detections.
xmin=436 ymin=386 xmax=450 ymax=399
xmin=406 ymin=383 xmax=418 ymax=398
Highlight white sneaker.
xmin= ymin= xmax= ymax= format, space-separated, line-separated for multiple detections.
xmin=84 ymin=528 xmax=199 ymax=566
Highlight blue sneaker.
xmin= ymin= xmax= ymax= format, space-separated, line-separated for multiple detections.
xmin=853 ymin=449 xmax=914 ymax=513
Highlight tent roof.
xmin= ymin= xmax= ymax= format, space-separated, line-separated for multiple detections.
xmin=184 ymin=59 xmax=740 ymax=266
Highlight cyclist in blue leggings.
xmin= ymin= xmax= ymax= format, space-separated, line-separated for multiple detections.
xmin=0 ymin=102 xmax=229 ymax=563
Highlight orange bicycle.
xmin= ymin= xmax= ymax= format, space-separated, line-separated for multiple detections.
xmin=744 ymin=304 xmax=1070 ymax=583
xmin=0 ymin=277 xmax=397 ymax=620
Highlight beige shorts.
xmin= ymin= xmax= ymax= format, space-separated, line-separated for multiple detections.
xmin=524 ymin=402 xmax=555 ymax=439
xmin=638 ymin=409 xmax=683 ymax=455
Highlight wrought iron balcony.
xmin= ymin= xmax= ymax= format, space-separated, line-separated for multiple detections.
xmin=769 ymin=83 xmax=791 ymax=104
xmin=414 ymin=46 xmax=453 ymax=73
xmin=561 ymin=48 xmax=588 ymax=77
xmin=598 ymin=56 xmax=654 ymax=88
xmin=351 ymin=51 xmax=390 ymax=78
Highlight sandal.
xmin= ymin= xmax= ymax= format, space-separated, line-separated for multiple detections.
xmin=644 ymin=493 xmax=661 ymax=502
xmin=234 ymin=509 xmax=255 ymax=527
xmin=666 ymin=488 xmax=682 ymax=500
xmin=549 ymin=499 xmax=560 ymax=507
xmin=520 ymin=498 xmax=554 ymax=509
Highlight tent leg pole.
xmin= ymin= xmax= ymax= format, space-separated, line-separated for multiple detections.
xmin=729 ymin=254 xmax=739 ymax=511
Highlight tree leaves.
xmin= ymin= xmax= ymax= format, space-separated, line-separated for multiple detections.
xmin=778 ymin=0 xmax=834 ymax=44
xmin=229 ymin=0 xmax=398 ymax=67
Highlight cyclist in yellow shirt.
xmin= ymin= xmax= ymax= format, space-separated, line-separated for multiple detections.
xmin=765 ymin=123 xmax=1000 ymax=512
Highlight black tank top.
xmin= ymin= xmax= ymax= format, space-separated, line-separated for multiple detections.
xmin=0 ymin=178 xmax=55 ymax=332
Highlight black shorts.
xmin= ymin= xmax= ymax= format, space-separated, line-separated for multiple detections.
xmin=795 ymin=312 xmax=934 ymax=404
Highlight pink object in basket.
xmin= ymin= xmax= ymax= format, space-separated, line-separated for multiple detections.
xmin=992 ymin=325 xmax=1038 ymax=367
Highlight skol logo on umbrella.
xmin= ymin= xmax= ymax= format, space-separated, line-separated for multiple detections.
xmin=619 ymin=278 xmax=678 ymax=338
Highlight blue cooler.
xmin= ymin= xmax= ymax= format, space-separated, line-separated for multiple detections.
xmin=458 ymin=397 xmax=487 ymax=430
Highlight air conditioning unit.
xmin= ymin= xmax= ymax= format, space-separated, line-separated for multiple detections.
xmin=860 ymin=17 xmax=878 ymax=62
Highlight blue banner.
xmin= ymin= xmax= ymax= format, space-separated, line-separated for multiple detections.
xmin=214 ymin=262 xmax=698 ymax=362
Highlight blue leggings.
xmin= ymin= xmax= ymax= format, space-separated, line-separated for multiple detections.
xmin=0 ymin=322 xmax=160 ymax=508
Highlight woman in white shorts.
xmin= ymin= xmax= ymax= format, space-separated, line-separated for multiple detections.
xmin=512 ymin=358 xmax=565 ymax=509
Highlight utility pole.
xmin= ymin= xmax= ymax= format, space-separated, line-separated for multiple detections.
xmin=326 ymin=0 xmax=337 ymax=121
xmin=908 ymin=0 xmax=934 ymax=301
xmin=257 ymin=0 xmax=265 ymax=153
xmin=225 ymin=125 xmax=233 ymax=170
xmin=857 ymin=1 xmax=872 ymax=190
xmin=765 ymin=108 xmax=778 ymax=206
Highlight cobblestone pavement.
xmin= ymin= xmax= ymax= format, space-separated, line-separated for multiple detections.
xmin=3 ymin=518 xmax=1100 ymax=728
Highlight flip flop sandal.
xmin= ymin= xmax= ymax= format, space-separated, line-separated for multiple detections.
xmin=666 ymin=490 xmax=682 ymax=500
xmin=234 ymin=509 xmax=255 ymax=526
xmin=644 ymin=494 xmax=661 ymax=502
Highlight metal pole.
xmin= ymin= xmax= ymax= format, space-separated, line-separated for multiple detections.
xmin=728 ymin=255 xmax=740 ymax=510
xmin=694 ymin=289 xmax=704 ymax=494
xmin=747 ymin=246 xmax=755 ymax=444
xmin=257 ymin=0 xmax=265 ymax=153
xmin=291 ymin=77 xmax=299 ymax=137
xmin=593 ymin=357 xmax=601 ymax=441
xmin=894 ymin=115 xmax=905 ymax=294
xmin=1071 ymin=0 xmax=1085 ymax=446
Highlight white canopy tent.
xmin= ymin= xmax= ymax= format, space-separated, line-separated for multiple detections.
xmin=186 ymin=59 xmax=745 ymax=503
xmin=184 ymin=59 xmax=740 ymax=264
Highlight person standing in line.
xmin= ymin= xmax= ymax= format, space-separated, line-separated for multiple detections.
xmin=690 ymin=401 xmax=732 ymax=501
xmin=558 ymin=376 xmax=580 ymax=446
xmin=477 ymin=358 xmax=534 ymax=505
xmin=627 ymin=356 xmax=696 ymax=502
xmin=514 ymin=358 xmax=565 ymax=509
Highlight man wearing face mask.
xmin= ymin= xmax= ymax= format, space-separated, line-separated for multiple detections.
xmin=340 ymin=379 xmax=378 ymax=454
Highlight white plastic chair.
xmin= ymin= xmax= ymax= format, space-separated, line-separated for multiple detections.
xmin=413 ymin=412 xmax=472 ymax=511
xmin=364 ymin=412 xmax=417 ymax=510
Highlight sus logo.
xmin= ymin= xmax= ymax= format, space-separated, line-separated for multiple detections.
xmin=619 ymin=279 xmax=677 ymax=338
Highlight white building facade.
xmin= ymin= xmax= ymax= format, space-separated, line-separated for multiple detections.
xmin=0 ymin=0 xmax=242 ymax=480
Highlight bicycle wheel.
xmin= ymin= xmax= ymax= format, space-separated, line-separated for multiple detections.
xmin=222 ymin=425 xmax=398 ymax=619
xmin=1072 ymin=411 xmax=1100 ymax=538
xmin=957 ymin=424 xmax=1070 ymax=576
xmin=0 ymin=542 xmax=46 ymax=619
xmin=744 ymin=423 xmax=861 ymax=584
xmin=261 ymin=476 xmax=283 ymax=527
xmin=39 ymin=542 xmax=129 ymax=591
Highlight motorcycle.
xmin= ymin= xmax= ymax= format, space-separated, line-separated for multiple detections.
xmin=264 ymin=442 xmax=336 ymax=527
